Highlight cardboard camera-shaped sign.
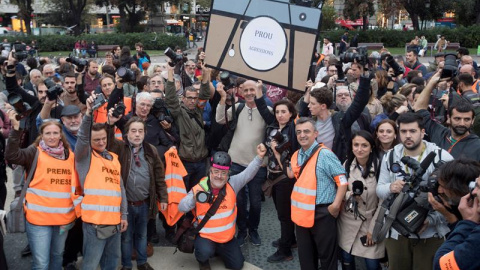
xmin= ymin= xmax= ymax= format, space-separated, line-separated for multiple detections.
xmin=204 ymin=0 xmax=321 ymax=92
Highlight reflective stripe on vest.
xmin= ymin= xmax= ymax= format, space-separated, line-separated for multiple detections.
xmin=290 ymin=146 xmax=324 ymax=228
xmin=24 ymin=147 xmax=76 ymax=226
xmin=193 ymin=178 xmax=237 ymax=243
xmin=81 ymin=151 xmax=122 ymax=225
xmin=159 ymin=149 xmax=188 ymax=226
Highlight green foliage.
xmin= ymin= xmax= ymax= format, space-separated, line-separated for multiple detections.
xmin=453 ymin=0 xmax=478 ymax=27
xmin=6 ymin=33 xmax=186 ymax=52
xmin=318 ymin=26 xmax=480 ymax=48
xmin=320 ymin=2 xmax=337 ymax=31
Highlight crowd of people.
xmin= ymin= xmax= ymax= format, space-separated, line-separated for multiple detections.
xmin=0 ymin=36 xmax=479 ymax=270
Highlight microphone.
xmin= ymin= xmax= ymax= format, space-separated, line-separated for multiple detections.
xmin=417 ymin=151 xmax=437 ymax=176
xmin=352 ymin=180 xmax=364 ymax=196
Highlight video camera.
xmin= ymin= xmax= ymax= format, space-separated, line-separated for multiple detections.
xmin=117 ymin=67 xmax=136 ymax=83
xmin=388 ymin=152 xmax=438 ymax=236
xmin=66 ymin=55 xmax=87 ymax=72
xmin=164 ymin=47 xmax=188 ymax=67
xmin=386 ymin=55 xmax=405 ymax=77
xmin=340 ymin=46 xmax=368 ymax=66
xmin=219 ymin=71 xmax=235 ymax=91
xmin=7 ymin=93 xmax=32 ymax=121
xmin=92 ymin=93 xmax=107 ymax=111
xmin=45 ymin=78 xmax=64 ymax=101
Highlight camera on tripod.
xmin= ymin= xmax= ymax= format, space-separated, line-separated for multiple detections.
xmin=340 ymin=46 xmax=368 ymax=66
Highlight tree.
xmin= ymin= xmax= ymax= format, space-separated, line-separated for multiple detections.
xmin=43 ymin=0 xmax=91 ymax=35
xmin=96 ymin=0 xmax=159 ymax=33
xmin=320 ymin=1 xmax=336 ymax=30
xmin=11 ymin=0 xmax=33 ymax=35
xmin=400 ymin=0 xmax=452 ymax=30
xmin=343 ymin=0 xmax=375 ymax=31
xmin=453 ymin=0 xmax=480 ymax=26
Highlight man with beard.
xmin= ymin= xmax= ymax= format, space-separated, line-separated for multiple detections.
xmin=377 ymin=112 xmax=453 ymax=270
xmin=83 ymin=60 xmax=101 ymax=94
xmin=414 ymin=71 xmax=480 ymax=161
xmin=59 ymin=72 xmax=87 ymax=113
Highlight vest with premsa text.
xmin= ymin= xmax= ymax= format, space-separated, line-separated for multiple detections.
xmin=290 ymin=146 xmax=324 ymax=228
xmin=192 ymin=177 xmax=237 ymax=243
xmin=81 ymin=150 xmax=122 ymax=225
xmin=24 ymin=147 xmax=77 ymax=226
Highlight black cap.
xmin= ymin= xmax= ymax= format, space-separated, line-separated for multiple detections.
xmin=61 ymin=105 xmax=81 ymax=117
xmin=434 ymin=52 xmax=445 ymax=58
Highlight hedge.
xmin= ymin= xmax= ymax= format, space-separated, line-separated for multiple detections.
xmin=4 ymin=32 xmax=186 ymax=52
xmin=320 ymin=25 xmax=480 ymax=48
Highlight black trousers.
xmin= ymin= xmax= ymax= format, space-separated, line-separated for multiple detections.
xmin=62 ymin=218 xmax=83 ymax=266
xmin=272 ymin=177 xmax=296 ymax=254
xmin=296 ymin=205 xmax=338 ymax=270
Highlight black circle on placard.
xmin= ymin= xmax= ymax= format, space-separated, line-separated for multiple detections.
xmin=299 ymin=13 xmax=306 ymax=21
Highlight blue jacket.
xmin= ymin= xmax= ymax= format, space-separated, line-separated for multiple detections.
xmin=434 ymin=220 xmax=480 ymax=270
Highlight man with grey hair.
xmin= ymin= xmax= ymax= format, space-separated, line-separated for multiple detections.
xmin=24 ymin=69 xmax=43 ymax=96
xmin=147 ymin=74 xmax=165 ymax=93
xmin=315 ymin=53 xmax=336 ymax=82
xmin=42 ymin=63 xmax=55 ymax=78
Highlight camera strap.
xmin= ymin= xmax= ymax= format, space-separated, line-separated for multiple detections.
xmin=372 ymin=191 xmax=407 ymax=243
xmin=192 ymin=186 xmax=226 ymax=234
xmin=298 ymin=144 xmax=322 ymax=178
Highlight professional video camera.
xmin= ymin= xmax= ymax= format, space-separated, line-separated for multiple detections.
xmin=340 ymin=46 xmax=368 ymax=66
xmin=12 ymin=43 xmax=28 ymax=61
xmin=220 ymin=71 xmax=235 ymax=91
xmin=117 ymin=67 xmax=136 ymax=83
xmin=66 ymin=55 xmax=87 ymax=72
xmin=387 ymin=152 xmax=437 ymax=236
xmin=164 ymin=47 xmax=188 ymax=67
xmin=7 ymin=93 xmax=32 ymax=121
xmin=150 ymin=98 xmax=173 ymax=123
xmin=112 ymin=101 xmax=126 ymax=118
xmin=441 ymin=54 xmax=458 ymax=79
xmin=45 ymin=78 xmax=64 ymax=101
xmin=386 ymin=55 xmax=405 ymax=77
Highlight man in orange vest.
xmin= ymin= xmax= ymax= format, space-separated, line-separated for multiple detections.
xmin=74 ymin=93 xmax=128 ymax=270
xmin=287 ymin=117 xmax=347 ymax=270
xmin=178 ymin=145 xmax=267 ymax=270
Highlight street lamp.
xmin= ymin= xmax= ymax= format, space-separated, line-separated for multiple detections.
xmin=425 ymin=0 xmax=431 ymax=8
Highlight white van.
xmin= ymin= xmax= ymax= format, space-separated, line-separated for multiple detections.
xmin=0 ymin=27 xmax=11 ymax=35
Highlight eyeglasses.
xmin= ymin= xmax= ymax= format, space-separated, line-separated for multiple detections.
xmin=336 ymin=93 xmax=350 ymax=98
xmin=185 ymin=96 xmax=198 ymax=101
xmin=150 ymin=81 xmax=163 ymax=85
xmin=211 ymin=169 xmax=228 ymax=178
xmin=248 ymin=108 xmax=252 ymax=121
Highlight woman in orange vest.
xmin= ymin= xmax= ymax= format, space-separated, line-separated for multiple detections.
xmin=5 ymin=114 xmax=77 ymax=270
xmin=179 ymin=145 xmax=266 ymax=270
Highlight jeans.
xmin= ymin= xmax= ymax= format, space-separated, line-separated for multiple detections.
xmin=341 ymin=249 xmax=380 ymax=270
xmin=231 ymin=163 xmax=266 ymax=233
xmin=194 ymin=235 xmax=244 ymax=270
xmin=121 ymin=202 xmax=149 ymax=268
xmin=81 ymin=222 xmax=121 ymax=270
xmin=26 ymin=220 xmax=69 ymax=270
xmin=182 ymin=159 xmax=207 ymax=191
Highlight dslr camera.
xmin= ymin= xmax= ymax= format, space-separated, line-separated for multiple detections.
xmin=269 ymin=129 xmax=291 ymax=154
xmin=7 ymin=93 xmax=32 ymax=120
xmin=66 ymin=55 xmax=87 ymax=72
xmin=117 ymin=67 xmax=136 ymax=83
xmin=92 ymin=93 xmax=107 ymax=111
xmin=340 ymin=46 xmax=368 ymax=66
xmin=45 ymin=78 xmax=64 ymax=100
xmin=151 ymin=98 xmax=173 ymax=123
xmin=219 ymin=71 xmax=235 ymax=91
xmin=112 ymin=101 xmax=126 ymax=118
xmin=164 ymin=47 xmax=188 ymax=67
xmin=386 ymin=55 xmax=405 ymax=77
xmin=441 ymin=54 xmax=458 ymax=79
xmin=13 ymin=43 xmax=28 ymax=61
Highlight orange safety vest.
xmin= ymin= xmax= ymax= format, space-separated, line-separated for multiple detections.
xmin=93 ymin=97 xmax=132 ymax=140
xmin=80 ymin=150 xmax=122 ymax=225
xmin=159 ymin=148 xmax=188 ymax=226
xmin=473 ymin=80 xmax=480 ymax=93
xmin=290 ymin=146 xmax=324 ymax=228
xmin=191 ymin=177 xmax=237 ymax=243
xmin=24 ymin=147 xmax=77 ymax=226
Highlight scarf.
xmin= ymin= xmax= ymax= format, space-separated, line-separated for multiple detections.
xmin=39 ymin=140 xmax=66 ymax=160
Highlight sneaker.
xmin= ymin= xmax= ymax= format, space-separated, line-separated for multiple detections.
xmin=199 ymin=260 xmax=211 ymax=270
xmin=267 ymin=250 xmax=294 ymax=263
xmin=237 ymin=231 xmax=248 ymax=247
xmin=249 ymin=230 xmax=261 ymax=246
xmin=271 ymin=238 xmax=298 ymax=249
xmin=21 ymin=244 xmax=31 ymax=257
xmin=64 ymin=262 xmax=78 ymax=270
xmin=137 ymin=262 xmax=154 ymax=270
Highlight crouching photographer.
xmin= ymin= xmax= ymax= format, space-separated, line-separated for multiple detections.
xmin=433 ymin=172 xmax=480 ymax=270
xmin=427 ymin=159 xmax=480 ymax=230
xmin=374 ymin=113 xmax=454 ymax=270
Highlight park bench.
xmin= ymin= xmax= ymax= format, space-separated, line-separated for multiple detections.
xmin=404 ymin=42 xmax=461 ymax=57
xmin=335 ymin=42 xmax=384 ymax=53
xmin=95 ymin=45 xmax=119 ymax=58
